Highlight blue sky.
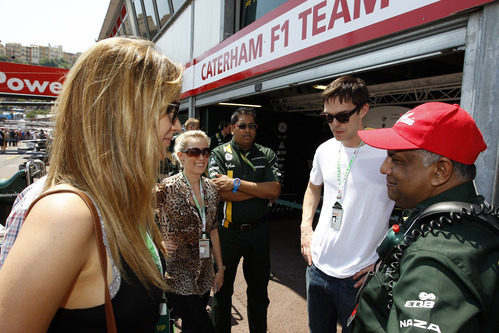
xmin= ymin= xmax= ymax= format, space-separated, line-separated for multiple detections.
xmin=0 ymin=0 xmax=110 ymax=54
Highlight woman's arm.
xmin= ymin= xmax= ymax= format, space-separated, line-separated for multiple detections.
xmin=0 ymin=192 xmax=96 ymax=332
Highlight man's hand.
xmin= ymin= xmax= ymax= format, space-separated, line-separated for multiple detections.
xmin=211 ymin=174 xmax=234 ymax=192
xmin=300 ymin=225 xmax=314 ymax=266
xmin=213 ymin=269 xmax=224 ymax=293
xmin=161 ymin=239 xmax=178 ymax=256
xmin=353 ymin=263 xmax=375 ymax=288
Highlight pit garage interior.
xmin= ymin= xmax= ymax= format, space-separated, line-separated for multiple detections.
xmin=195 ymin=48 xmax=468 ymax=211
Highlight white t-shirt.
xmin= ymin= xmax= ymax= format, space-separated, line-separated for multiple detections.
xmin=309 ymin=138 xmax=394 ymax=278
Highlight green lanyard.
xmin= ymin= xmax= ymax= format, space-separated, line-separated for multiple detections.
xmin=145 ymin=232 xmax=163 ymax=275
xmin=336 ymin=143 xmax=361 ymax=202
xmin=239 ymin=151 xmax=256 ymax=171
xmin=228 ymin=144 xmax=256 ymax=171
xmin=182 ymin=172 xmax=207 ymax=233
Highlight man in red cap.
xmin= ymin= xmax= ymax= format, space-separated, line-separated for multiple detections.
xmin=352 ymin=102 xmax=499 ymax=332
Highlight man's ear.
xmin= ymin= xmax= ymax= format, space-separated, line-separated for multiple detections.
xmin=359 ymin=103 xmax=369 ymax=119
xmin=431 ymin=157 xmax=453 ymax=186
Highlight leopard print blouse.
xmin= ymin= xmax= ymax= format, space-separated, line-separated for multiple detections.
xmin=156 ymin=173 xmax=220 ymax=295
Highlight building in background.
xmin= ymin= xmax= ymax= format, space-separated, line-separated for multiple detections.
xmin=98 ymin=0 xmax=499 ymax=206
xmin=5 ymin=43 xmax=25 ymax=61
xmin=2 ymin=42 xmax=80 ymax=66
xmin=28 ymin=45 xmax=40 ymax=64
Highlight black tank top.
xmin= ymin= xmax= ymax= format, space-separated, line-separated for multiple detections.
xmin=47 ymin=257 xmax=163 ymax=332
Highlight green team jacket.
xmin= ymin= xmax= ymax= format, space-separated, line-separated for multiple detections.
xmin=353 ymin=182 xmax=499 ymax=333
xmin=208 ymin=139 xmax=281 ymax=226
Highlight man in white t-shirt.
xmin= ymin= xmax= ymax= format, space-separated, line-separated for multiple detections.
xmin=300 ymin=75 xmax=394 ymax=333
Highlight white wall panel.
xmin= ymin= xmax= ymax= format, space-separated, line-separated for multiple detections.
xmin=193 ymin=0 xmax=221 ymax=59
xmin=155 ymin=4 xmax=192 ymax=64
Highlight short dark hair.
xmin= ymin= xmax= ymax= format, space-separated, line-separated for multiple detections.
xmin=218 ymin=120 xmax=231 ymax=131
xmin=420 ymin=150 xmax=476 ymax=180
xmin=322 ymin=75 xmax=369 ymax=107
xmin=231 ymin=107 xmax=257 ymax=125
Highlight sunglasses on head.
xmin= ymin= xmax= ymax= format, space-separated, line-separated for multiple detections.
xmin=234 ymin=123 xmax=258 ymax=130
xmin=319 ymin=106 xmax=361 ymax=124
xmin=181 ymin=147 xmax=211 ymax=158
xmin=167 ymin=102 xmax=180 ymax=123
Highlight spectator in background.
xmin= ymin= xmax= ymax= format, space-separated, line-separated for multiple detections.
xmin=185 ymin=118 xmax=200 ymax=131
xmin=8 ymin=129 xmax=15 ymax=147
xmin=0 ymin=128 xmax=5 ymax=153
xmin=210 ymin=120 xmax=232 ymax=150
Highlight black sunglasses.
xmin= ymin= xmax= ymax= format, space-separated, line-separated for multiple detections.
xmin=234 ymin=123 xmax=258 ymax=130
xmin=319 ymin=106 xmax=360 ymax=124
xmin=181 ymin=147 xmax=211 ymax=158
xmin=167 ymin=102 xmax=180 ymax=123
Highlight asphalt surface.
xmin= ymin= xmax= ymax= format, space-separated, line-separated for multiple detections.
xmin=0 ymin=146 xmax=29 ymax=179
xmin=218 ymin=216 xmax=309 ymax=333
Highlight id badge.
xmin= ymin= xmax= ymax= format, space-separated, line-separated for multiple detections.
xmin=331 ymin=201 xmax=343 ymax=230
xmin=199 ymin=238 xmax=210 ymax=258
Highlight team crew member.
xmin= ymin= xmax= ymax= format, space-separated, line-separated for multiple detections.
xmin=210 ymin=120 xmax=232 ymax=149
xmin=208 ymin=107 xmax=281 ymax=333
xmin=353 ymin=102 xmax=498 ymax=332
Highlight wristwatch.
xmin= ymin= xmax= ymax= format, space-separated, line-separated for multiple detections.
xmin=232 ymin=178 xmax=241 ymax=193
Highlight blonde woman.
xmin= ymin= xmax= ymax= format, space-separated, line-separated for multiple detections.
xmin=0 ymin=37 xmax=182 ymax=332
xmin=157 ymin=130 xmax=223 ymax=333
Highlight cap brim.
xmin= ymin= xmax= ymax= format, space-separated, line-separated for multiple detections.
xmin=358 ymin=128 xmax=420 ymax=150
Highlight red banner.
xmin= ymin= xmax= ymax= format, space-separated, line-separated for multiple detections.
xmin=0 ymin=61 xmax=69 ymax=98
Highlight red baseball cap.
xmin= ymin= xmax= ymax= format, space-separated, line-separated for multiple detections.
xmin=358 ymin=102 xmax=487 ymax=165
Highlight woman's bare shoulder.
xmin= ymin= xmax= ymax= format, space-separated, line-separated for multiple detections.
xmin=25 ymin=185 xmax=96 ymax=242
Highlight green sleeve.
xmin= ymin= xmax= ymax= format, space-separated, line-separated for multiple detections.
xmin=208 ymin=147 xmax=226 ymax=178
xmin=387 ymin=249 xmax=481 ymax=333
xmin=263 ymin=148 xmax=281 ymax=182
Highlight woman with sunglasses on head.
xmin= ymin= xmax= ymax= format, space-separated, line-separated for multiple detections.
xmin=0 ymin=37 xmax=182 ymax=332
xmin=156 ymin=130 xmax=223 ymax=333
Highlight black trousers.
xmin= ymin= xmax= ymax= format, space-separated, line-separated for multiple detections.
xmin=166 ymin=291 xmax=215 ymax=333
xmin=211 ymin=223 xmax=270 ymax=333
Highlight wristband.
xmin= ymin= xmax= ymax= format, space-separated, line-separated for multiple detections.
xmin=232 ymin=178 xmax=241 ymax=193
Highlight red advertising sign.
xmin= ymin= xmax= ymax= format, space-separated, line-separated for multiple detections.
xmin=181 ymin=0 xmax=494 ymax=98
xmin=0 ymin=61 xmax=69 ymax=98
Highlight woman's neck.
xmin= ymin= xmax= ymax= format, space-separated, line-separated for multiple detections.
xmin=183 ymin=170 xmax=201 ymax=187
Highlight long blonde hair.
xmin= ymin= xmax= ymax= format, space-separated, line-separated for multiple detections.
xmin=46 ymin=37 xmax=183 ymax=289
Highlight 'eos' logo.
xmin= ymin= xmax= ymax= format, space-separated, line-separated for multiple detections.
xmin=0 ymin=71 xmax=63 ymax=95
xmin=404 ymin=300 xmax=434 ymax=308
xmin=404 ymin=292 xmax=436 ymax=309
